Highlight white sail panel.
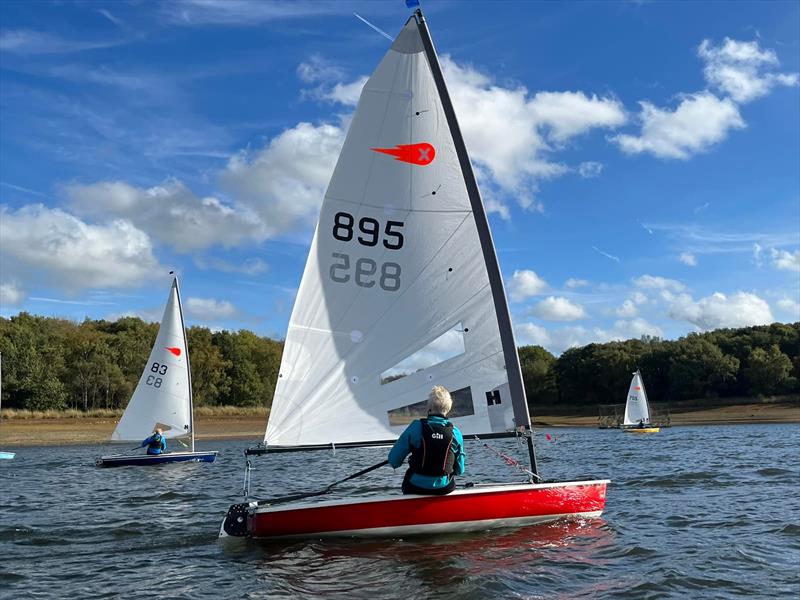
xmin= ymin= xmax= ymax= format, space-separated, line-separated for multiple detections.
xmin=265 ymin=18 xmax=517 ymax=447
xmin=623 ymin=371 xmax=651 ymax=426
xmin=112 ymin=279 xmax=192 ymax=441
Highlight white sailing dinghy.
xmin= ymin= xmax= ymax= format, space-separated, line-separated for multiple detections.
xmin=221 ymin=7 xmax=607 ymax=539
xmin=0 ymin=353 xmax=15 ymax=460
xmin=622 ymin=370 xmax=659 ymax=433
xmin=96 ymin=276 xmax=218 ymax=467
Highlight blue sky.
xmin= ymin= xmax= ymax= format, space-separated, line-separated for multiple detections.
xmin=0 ymin=0 xmax=798 ymax=354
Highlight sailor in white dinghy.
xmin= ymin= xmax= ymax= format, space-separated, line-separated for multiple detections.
xmin=389 ymin=386 xmax=465 ymax=495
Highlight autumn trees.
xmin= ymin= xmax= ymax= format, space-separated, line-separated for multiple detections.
xmin=0 ymin=313 xmax=282 ymax=412
xmin=0 ymin=314 xmax=796 ymax=412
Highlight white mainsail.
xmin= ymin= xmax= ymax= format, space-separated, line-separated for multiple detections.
xmin=112 ymin=278 xmax=192 ymax=442
xmin=265 ymin=16 xmax=529 ymax=448
xmin=623 ymin=370 xmax=651 ymax=426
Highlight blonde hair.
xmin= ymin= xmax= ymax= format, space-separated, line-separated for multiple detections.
xmin=427 ymin=385 xmax=453 ymax=416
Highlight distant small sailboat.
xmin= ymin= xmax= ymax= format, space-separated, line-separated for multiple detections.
xmin=0 ymin=353 xmax=15 ymax=460
xmin=221 ymin=6 xmax=607 ymax=540
xmin=96 ymin=275 xmax=218 ymax=467
xmin=622 ymin=370 xmax=659 ymax=433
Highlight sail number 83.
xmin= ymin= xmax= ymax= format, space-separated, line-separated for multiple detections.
xmin=146 ymin=362 xmax=168 ymax=388
xmin=330 ymin=211 xmax=404 ymax=292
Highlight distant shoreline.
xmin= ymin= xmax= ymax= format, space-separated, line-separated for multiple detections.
xmin=1 ymin=402 xmax=798 ymax=447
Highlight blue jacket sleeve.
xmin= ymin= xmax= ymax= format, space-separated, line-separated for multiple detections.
xmin=161 ymin=438 xmax=167 ymax=451
xmin=452 ymin=428 xmax=465 ymax=476
xmin=388 ymin=421 xmax=419 ymax=468
xmin=140 ymin=435 xmax=152 ymax=448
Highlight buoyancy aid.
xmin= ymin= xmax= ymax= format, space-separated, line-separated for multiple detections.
xmin=147 ymin=434 xmax=164 ymax=452
xmin=408 ymin=417 xmax=455 ymax=477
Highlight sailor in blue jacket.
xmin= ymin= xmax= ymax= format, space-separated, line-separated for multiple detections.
xmin=141 ymin=427 xmax=167 ymax=455
xmin=389 ymin=386 xmax=465 ymax=495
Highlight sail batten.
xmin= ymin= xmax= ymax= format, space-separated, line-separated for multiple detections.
xmin=264 ymin=13 xmax=532 ymax=455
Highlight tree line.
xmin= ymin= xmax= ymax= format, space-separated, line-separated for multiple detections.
xmin=519 ymin=322 xmax=799 ymax=406
xmin=0 ymin=312 xmax=797 ymax=412
xmin=0 ymin=313 xmax=282 ymax=411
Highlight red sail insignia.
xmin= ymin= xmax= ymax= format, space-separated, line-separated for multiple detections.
xmin=371 ymin=142 xmax=435 ymax=166
xmin=166 ymin=347 xmax=182 ymax=356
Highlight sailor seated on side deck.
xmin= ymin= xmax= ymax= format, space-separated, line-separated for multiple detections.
xmin=141 ymin=427 xmax=167 ymax=455
xmin=388 ymin=386 xmax=465 ymax=495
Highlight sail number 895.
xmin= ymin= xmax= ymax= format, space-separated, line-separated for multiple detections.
xmin=332 ymin=212 xmax=404 ymax=249
xmin=330 ymin=254 xmax=401 ymax=291
xmin=330 ymin=211 xmax=404 ymax=292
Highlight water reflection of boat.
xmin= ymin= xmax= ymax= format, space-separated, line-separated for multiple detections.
xmin=240 ymin=519 xmax=616 ymax=598
xmin=221 ymin=6 xmax=607 ymax=540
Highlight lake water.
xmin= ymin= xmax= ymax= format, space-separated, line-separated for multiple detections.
xmin=1 ymin=424 xmax=798 ymax=599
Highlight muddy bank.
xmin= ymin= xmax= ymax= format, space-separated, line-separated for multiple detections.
xmin=2 ymin=402 xmax=798 ymax=447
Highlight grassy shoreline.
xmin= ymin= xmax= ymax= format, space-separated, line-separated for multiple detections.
xmin=0 ymin=402 xmax=797 ymax=447
xmin=1 ymin=406 xmax=270 ymax=420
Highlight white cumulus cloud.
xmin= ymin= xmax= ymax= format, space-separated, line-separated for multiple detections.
xmin=194 ymin=256 xmax=268 ymax=275
xmin=609 ymin=318 xmax=663 ymax=340
xmin=185 ymin=297 xmax=238 ymax=321
xmin=565 ymin=277 xmax=589 ymax=289
xmin=220 ymin=122 xmax=345 ymax=236
xmin=444 ymin=58 xmax=626 ymax=210
xmin=0 ymin=282 xmax=25 ymax=307
xmin=517 ymin=322 xmax=591 ymax=354
xmin=516 ymin=317 xmax=662 ymax=355
xmin=634 ymin=274 xmax=686 ymax=292
xmin=528 ymin=296 xmax=587 ymax=321
xmin=507 ymin=270 xmax=548 ymax=302
xmin=527 ymin=91 xmax=627 ymax=143
xmin=771 ymin=248 xmax=800 ymax=272
xmin=612 ymin=92 xmax=745 ymax=160
xmin=578 ymin=161 xmax=604 ymax=178
xmin=668 ymin=291 xmax=773 ymax=330
xmin=66 ymin=179 xmax=266 ymax=252
xmin=515 ymin=323 xmax=551 ymax=347
xmin=699 ymin=37 xmax=799 ymax=104
xmin=616 ymin=299 xmax=638 ymax=318
xmin=776 ymin=298 xmax=800 ymax=320
xmin=0 ymin=204 xmax=160 ymax=291
xmin=679 ymin=252 xmax=698 ymax=266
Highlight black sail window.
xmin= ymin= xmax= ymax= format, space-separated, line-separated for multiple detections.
xmin=387 ymin=386 xmax=475 ymax=426
xmin=380 ymin=323 xmax=466 ymax=385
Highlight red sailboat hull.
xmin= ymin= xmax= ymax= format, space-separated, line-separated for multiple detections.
xmin=226 ymin=480 xmax=608 ymax=539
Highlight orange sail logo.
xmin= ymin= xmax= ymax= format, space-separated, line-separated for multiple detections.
xmin=371 ymin=142 xmax=435 ymax=166
xmin=165 ymin=347 xmax=181 ymax=356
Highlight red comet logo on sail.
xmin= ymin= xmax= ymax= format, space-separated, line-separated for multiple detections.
xmin=371 ymin=142 xmax=435 ymax=166
xmin=633 ymin=386 xmax=641 ymax=391
xmin=165 ymin=347 xmax=181 ymax=356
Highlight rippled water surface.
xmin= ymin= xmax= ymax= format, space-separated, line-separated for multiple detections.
xmin=2 ymin=424 xmax=799 ymax=598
